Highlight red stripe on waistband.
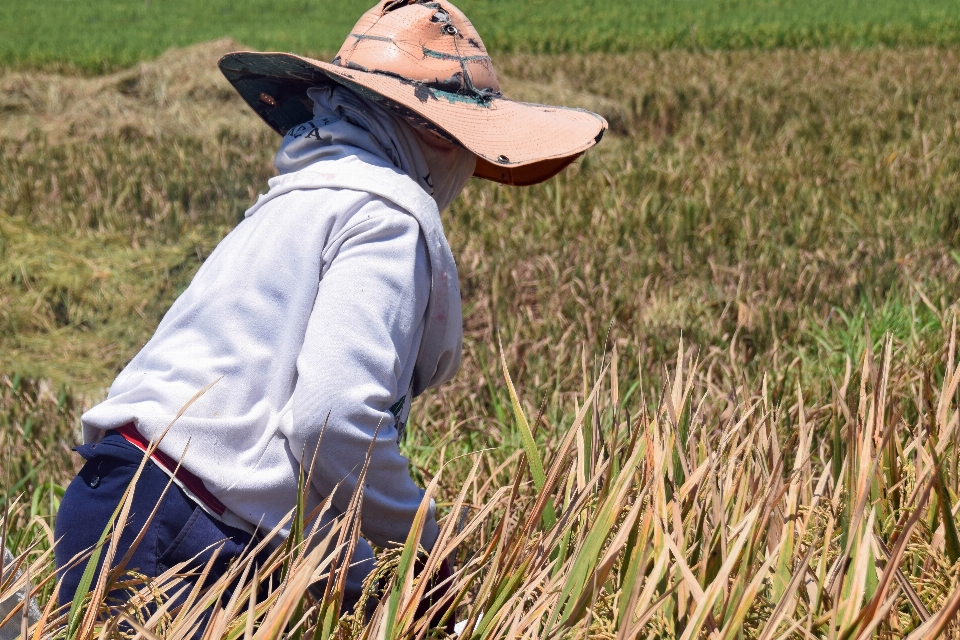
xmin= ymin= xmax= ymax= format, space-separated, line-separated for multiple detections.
xmin=116 ymin=423 xmax=227 ymax=517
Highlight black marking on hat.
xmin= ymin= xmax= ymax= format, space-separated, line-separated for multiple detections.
xmin=383 ymin=0 xmax=441 ymax=12
xmin=414 ymin=84 xmax=436 ymax=103
xmin=421 ymin=47 xmax=489 ymax=63
xmin=347 ymin=33 xmax=394 ymax=43
xmin=338 ymin=59 xmax=372 ymax=73
xmin=431 ymin=71 xmax=466 ymax=93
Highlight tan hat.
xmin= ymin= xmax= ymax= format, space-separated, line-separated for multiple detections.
xmin=218 ymin=0 xmax=607 ymax=186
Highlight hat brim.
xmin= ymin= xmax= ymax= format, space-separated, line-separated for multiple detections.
xmin=219 ymin=52 xmax=607 ymax=186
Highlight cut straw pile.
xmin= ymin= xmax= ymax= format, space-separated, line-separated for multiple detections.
xmin=0 ymin=39 xmax=262 ymax=143
xmin=3 ymin=324 xmax=960 ymax=639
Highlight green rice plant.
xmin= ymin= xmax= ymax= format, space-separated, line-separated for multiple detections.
xmin=4 ymin=0 xmax=960 ymax=71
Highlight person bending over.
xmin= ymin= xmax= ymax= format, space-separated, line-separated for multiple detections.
xmin=54 ymin=0 xmax=606 ymax=622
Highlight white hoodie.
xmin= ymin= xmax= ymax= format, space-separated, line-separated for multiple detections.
xmin=81 ymin=87 xmax=476 ymax=549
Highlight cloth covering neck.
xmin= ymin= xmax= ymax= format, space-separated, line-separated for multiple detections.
xmin=274 ymin=85 xmax=476 ymax=212
xmin=247 ymin=110 xmax=464 ymax=396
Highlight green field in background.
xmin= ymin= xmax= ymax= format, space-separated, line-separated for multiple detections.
xmin=4 ymin=0 xmax=960 ymax=70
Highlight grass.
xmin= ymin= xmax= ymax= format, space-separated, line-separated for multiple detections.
xmin=5 ymin=0 xmax=960 ymax=71
xmin=2 ymin=40 xmax=960 ymax=637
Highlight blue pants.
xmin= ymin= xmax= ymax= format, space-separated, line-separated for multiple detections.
xmin=54 ymin=432 xmax=266 ymax=612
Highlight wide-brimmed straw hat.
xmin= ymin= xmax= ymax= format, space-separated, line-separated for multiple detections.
xmin=218 ymin=0 xmax=607 ymax=186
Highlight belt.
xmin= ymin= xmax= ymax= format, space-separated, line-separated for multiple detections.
xmin=115 ymin=422 xmax=227 ymax=517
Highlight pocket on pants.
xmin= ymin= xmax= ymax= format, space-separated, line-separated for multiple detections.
xmin=158 ymin=506 xmax=254 ymax=575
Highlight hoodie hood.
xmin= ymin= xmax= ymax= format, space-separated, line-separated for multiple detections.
xmin=250 ymin=136 xmax=463 ymax=395
xmin=274 ymin=84 xmax=476 ymax=213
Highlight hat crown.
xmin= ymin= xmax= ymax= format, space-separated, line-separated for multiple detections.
xmin=333 ymin=0 xmax=501 ymax=99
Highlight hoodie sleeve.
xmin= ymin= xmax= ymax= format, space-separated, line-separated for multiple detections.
xmin=285 ymin=199 xmax=437 ymax=550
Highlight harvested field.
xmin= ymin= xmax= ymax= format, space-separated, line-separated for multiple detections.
xmin=2 ymin=41 xmax=960 ymax=638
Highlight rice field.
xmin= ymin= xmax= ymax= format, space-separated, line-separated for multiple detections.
xmin=4 ymin=0 xmax=960 ymax=70
xmin=2 ymin=39 xmax=960 ymax=638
